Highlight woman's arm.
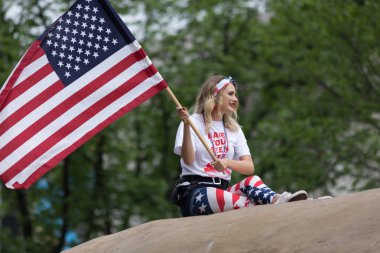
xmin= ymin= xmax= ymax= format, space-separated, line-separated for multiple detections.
xmin=177 ymin=107 xmax=195 ymax=165
xmin=212 ymin=155 xmax=254 ymax=175
xmin=181 ymin=121 xmax=195 ymax=164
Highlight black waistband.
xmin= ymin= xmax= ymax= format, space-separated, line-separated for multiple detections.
xmin=181 ymin=175 xmax=229 ymax=189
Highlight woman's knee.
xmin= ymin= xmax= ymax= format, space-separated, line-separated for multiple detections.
xmin=246 ymin=175 xmax=262 ymax=184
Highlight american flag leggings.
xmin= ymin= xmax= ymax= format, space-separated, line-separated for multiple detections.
xmin=183 ymin=175 xmax=277 ymax=216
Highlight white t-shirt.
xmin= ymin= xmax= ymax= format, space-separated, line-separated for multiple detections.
xmin=174 ymin=113 xmax=251 ymax=181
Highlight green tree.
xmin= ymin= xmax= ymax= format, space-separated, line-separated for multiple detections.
xmin=250 ymin=0 xmax=380 ymax=193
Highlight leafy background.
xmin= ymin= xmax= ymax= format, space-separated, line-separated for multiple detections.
xmin=0 ymin=0 xmax=379 ymax=252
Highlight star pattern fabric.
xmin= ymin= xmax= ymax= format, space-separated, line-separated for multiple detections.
xmin=192 ymin=189 xmax=213 ymax=215
xmin=185 ymin=175 xmax=277 ymax=216
xmin=244 ymin=185 xmax=276 ymax=204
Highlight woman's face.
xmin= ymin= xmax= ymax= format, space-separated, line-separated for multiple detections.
xmin=218 ymin=83 xmax=238 ymax=114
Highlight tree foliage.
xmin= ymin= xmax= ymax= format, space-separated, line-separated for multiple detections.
xmin=0 ymin=0 xmax=379 ymax=252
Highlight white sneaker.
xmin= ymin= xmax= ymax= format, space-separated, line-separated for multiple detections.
xmin=289 ymin=190 xmax=308 ymax=202
xmin=274 ymin=190 xmax=308 ymax=204
xmin=317 ymin=196 xmax=333 ymax=200
xmin=308 ymin=196 xmax=333 ymax=200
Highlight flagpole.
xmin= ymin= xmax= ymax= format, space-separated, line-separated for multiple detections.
xmin=165 ymin=87 xmax=217 ymax=161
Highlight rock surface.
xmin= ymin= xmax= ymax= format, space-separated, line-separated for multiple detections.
xmin=63 ymin=188 xmax=380 ymax=253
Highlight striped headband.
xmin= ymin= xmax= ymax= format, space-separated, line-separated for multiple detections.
xmin=214 ymin=76 xmax=236 ymax=96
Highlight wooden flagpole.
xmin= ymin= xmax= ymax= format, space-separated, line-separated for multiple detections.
xmin=165 ymin=87 xmax=217 ymax=161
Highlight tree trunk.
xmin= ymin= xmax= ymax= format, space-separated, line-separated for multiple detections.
xmin=53 ymin=157 xmax=71 ymax=252
xmin=16 ymin=190 xmax=32 ymax=252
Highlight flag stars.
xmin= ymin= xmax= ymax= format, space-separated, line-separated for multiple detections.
xmin=41 ymin=1 xmax=123 ymax=83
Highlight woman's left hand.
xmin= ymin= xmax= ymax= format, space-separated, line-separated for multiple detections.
xmin=212 ymin=158 xmax=228 ymax=172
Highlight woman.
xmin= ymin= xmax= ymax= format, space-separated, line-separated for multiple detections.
xmin=172 ymin=75 xmax=308 ymax=217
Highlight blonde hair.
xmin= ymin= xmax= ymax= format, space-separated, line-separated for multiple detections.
xmin=194 ymin=75 xmax=239 ymax=133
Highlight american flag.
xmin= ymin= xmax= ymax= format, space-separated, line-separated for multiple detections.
xmin=0 ymin=0 xmax=167 ymax=189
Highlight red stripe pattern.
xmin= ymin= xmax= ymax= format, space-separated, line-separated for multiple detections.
xmin=193 ymin=176 xmax=267 ymax=214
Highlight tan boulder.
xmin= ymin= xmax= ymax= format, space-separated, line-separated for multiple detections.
xmin=63 ymin=188 xmax=380 ymax=253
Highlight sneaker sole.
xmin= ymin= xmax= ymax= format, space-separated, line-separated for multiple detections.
xmin=289 ymin=190 xmax=308 ymax=202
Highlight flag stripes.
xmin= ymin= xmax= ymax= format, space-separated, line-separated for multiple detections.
xmin=0 ymin=79 xmax=62 ymax=138
xmin=1 ymin=64 xmax=55 ymax=113
xmin=14 ymin=49 xmax=47 ymax=88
